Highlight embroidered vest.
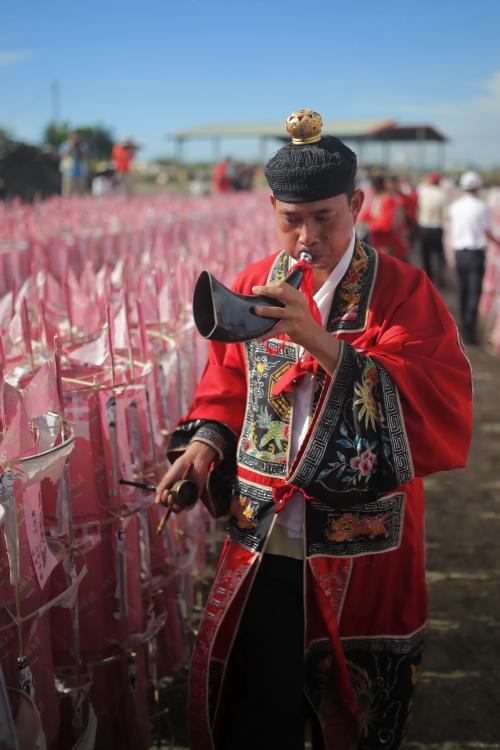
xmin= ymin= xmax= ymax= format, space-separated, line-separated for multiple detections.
xmin=228 ymin=241 xmax=413 ymax=558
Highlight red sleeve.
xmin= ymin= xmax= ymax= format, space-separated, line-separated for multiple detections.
xmin=353 ymin=260 xmax=472 ymax=477
xmin=184 ymin=254 xmax=279 ymax=435
xmin=186 ymin=339 xmax=247 ymax=435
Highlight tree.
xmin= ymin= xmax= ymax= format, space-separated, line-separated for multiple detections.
xmin=76 ymin=125 xmax=114 ymax=162
xmin=0 ymin=135 xmax=60 ymax=201
xmin=42 ymin=122 xmax=115 ymax=163
xmin=42 ymin=121 xmax=71 ymax=149
xmin=0 ymin=127 xmax=13 ymax=142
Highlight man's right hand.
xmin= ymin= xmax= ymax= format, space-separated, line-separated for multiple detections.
xmin=155 ymin=440 xmax=218 ymax=513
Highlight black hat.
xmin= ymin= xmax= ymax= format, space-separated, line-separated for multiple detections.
xmin=264 ymin=110 xmax=357 ymax=203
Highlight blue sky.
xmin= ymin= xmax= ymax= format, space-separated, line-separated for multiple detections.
xmin=1 ymin=0 xmax=500 ymax=168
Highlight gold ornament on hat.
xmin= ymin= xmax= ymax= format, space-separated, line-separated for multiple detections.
xmin=285 ymin=109 xmax=323 ymax=145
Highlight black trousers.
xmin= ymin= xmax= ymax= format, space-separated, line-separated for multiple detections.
xmin=218 ymin=554 xmax=322 ymax=750
xmin=455 ymin=248 xmax=486 ymax=340
xmin=419 ymin=226 xmax=445 ymax=285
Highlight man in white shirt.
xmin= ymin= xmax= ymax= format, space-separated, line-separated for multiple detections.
xmin=417 ymin=172 xmax=447 ymax=287
xmin=449 ymin=171 xmax=500 ymax=344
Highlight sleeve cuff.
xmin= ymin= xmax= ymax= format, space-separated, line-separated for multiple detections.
xmin=167 ymin=419 xmax=233 ymax=463
xmin=190 ymin=422 xmax=230 ymax=460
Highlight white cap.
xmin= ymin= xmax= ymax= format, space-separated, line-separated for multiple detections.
xmin=459 ymin=171 xmax=483 ymax=191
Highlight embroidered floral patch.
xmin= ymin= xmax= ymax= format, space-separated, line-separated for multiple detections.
xmin=330 ymin=240 xmax=369 ymax=326
xmin=353 ymin=361 xmax=380 ymax=431
xmin=327 ymin=241 xmax=377 ymax=333
xmin=313 ymin=354 xmax=395 ymax=492
xmin=317 ymin=427 xmax=378 ymax=489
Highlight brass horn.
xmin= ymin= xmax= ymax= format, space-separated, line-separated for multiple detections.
xmin=192 ymin=251 xmax=313 ymax=343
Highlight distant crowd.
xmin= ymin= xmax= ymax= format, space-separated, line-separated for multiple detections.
xmin=58 ymin=131 xmax=140 ymax=197
xmin=207 ymin=163 xmax=500 ymax=349
xmin=356 ymin=169 xmax=500 ymax=346
xmin=27 ymin=136 xmax=500 ymax=349
xmin=212 ymin=158 xmax=257 ymax=193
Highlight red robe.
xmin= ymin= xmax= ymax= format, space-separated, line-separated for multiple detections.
xmin=361 ymin=194 xmax=409 ymax=260
xmin=170 ymin=240 xmax=472 ymax=749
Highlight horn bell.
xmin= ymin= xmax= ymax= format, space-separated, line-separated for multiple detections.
xmin=193 ymin=265 xmax=304 ymax=343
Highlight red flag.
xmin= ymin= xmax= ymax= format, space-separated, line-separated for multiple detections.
xmin=44 ymin=272 xmax=63 ymax=308
xmin=0 ymin=291 xmax=14 ymax=330
xmin=21 ymin=355 xmax=62 ymax=418
xmin=64 ymin=274 xmax=74 ymax=337
xmin=158 ymin=281 xmax=171 ymax=323
xmin=21 ymin=298 xmax=34 ymax=367
xmin=67 ymin=327 xmax=111 ymax=367
xmin=70 ymin=286 xmax=101 ymax=334
xmin=39 ymin=301 xmax=59 ymax=353
xmin=137 ymin=273 xmax=159 ymax=322
xmin=113 ymin=300 xmax=128 ymax=350
xmin=136 ymin=301 xmax=149 ymax=359
xmin=96 ymin=265 xmax=111 ymax=304
xmin=0 ymin=382 xmax=33 ymax=458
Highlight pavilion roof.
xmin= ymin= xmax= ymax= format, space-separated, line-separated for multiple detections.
xmin=169 ymin=119 xmax=447 ymax=142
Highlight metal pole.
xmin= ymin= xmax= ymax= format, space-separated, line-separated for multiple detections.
xmin=51 ymin=81 xmax=60 ymax=123
xmin=440 ymin=141 xmax=446 ymax=170
xmin=417 ymin=127 xmax=426 ymax=173
xmin=382 ymin=140 xmax=391 ymax=169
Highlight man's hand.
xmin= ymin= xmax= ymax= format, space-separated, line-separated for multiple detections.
xmin=155 ymin=441 xmax=217 ymax=513
xmin=252 ymin=281 xmax=341 ymax=375
xmin=252 ymin=281 xmax=319 ymax=349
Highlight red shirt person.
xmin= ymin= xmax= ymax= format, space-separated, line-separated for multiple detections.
xmin=213 ymin=158 xmax=234 ymax=192
xmin=360 ymin=175 xmax=409 ymax=259
xmin=111 ymin=137 xmax=139 ymax=194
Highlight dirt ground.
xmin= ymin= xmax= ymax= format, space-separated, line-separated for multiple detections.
xmin=154 ymin=282 xmax=500 ymax=750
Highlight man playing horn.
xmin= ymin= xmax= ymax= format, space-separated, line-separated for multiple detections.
xmin=156 ymin=110 xmax=472 ymax=750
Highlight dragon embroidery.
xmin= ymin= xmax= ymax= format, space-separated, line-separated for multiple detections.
xmin=325 ymin=512 xmax=391 ymax=543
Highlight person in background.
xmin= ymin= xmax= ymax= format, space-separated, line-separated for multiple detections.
xmin=360 ymin=175 xmax=407 ymax=258
xmin=232 ymin=162 xmax=256 ymax=191
xmin=398 ymin=176 xmax=419 ymax=251
xmin=213 ymin=157 xmax=234 ymax=192
xmin=417 ymin=172 xmax=447 ymax=287
xmin=111 ymin=137 xmax=139 ymax=195
xmin=59 ymin=131 xmax=89 ymax=197
xmin=91 ymin=162 xmax=116 ymax=197
xmin=386 ymin=175 xmax=412 ymax=259
xmin=449 ymin=170 xmax=500 ymax=344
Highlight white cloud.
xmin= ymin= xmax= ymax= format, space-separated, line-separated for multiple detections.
xmin=0 ymin=50 xmax=33 ymax=67
xmin=474 ymin=69 xmax=500 ymax=113
xmin=388 ymin=70 xmax=500 ymax=167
